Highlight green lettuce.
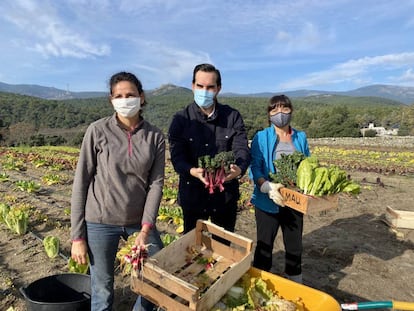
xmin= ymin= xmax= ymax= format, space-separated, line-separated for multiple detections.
xmin=309 ymin=167 xmax=329 ymax=196
xmin=0 ymin=203 xmax=10 ymax=223
xmin=339 ymin=180 xmax=361 ymax=194
xmin=43 ymin=236 xmax=60 ymax=258
xmin=328 ymin=166 xmax=347 ymax=193
xmin=296 ymin=156 xmax=318 ymax=194
xmin=296 ymin=158 xmax=360 ymax=196
xmin=68 ymin=257 xmax=89 ymax=274
xmin=4 ymin=207 xmax=28 ymax=235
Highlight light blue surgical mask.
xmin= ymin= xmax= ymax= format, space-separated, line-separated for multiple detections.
xmin=194 ymin=89 xmax=215 ymax=109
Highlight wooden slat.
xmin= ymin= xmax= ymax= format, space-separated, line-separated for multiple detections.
xmin=203 ymin=236 xmax=248 ymax=262
xmin=280 ymin=187 xmax=339 ymax=214
xmin=196 ymin=221 xmax=253 ymax=251
xmin=131 ymin=278 xmax=194 ymax=311
xmin=138 ymin=262 xmax=198 ymax=301
xmin=195 ymin=252 xmax=252 ymax=311
xmin=202 ymin=258 xmax=232 ymax=284
xmin=176 ymin=261 xmax=209 ymax=284
xmin=150 ymin=229 xmax=196 ymax=269
xmin=385 ymin=206 xmax=414 ymax=229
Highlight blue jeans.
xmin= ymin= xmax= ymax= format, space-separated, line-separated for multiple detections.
xmin=86 ymin=222 xmax=163 ymax=311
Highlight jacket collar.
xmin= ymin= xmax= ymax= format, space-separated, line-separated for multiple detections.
xmin=191 ymin=102 xmax=219 ymax=121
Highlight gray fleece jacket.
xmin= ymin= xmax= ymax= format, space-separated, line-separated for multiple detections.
xmin=70 ymin=114 xmax=165 ymax=240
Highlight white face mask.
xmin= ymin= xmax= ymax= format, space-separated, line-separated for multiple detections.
xmin=111 ymin=97 xmax=141 ymax=118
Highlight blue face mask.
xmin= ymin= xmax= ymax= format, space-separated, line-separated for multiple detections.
xmin=194 ymin=89 xmax=215 ymax=109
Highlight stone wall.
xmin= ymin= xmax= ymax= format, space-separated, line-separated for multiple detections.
xmin=308 ymin=136 xmax=414 ymax=149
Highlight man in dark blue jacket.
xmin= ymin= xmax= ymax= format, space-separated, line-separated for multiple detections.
xmin=168 ymin=63 xmax=250 ymax=233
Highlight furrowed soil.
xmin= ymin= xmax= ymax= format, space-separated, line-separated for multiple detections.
xmin=1 ymin=138 xmax=414 ymax=311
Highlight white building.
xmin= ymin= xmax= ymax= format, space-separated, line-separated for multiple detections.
xmin=360 ymin=123 xmax=398 ymax=137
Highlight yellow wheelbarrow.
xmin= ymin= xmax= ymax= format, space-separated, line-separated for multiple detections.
xmin=249 ymin=267 xmax=341 ymax=310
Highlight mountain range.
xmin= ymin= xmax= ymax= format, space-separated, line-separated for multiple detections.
xmin=1 ymin=81 xmax=414 ymax=104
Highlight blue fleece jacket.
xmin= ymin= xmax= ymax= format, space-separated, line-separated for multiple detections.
xmin=250 ymin=126 xmax=310 ymax=213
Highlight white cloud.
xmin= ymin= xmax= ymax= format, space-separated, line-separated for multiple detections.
xmin=130 ymin=41 xmax=213 ymax=85
xmin=393 ymin=68 xmax=414 ymax=84
xmin=30 ymin=21 xmax=111 ymax=58
xmin=278 ymin=52 xmax=414 ymax=90
xmin=342 ymin=53 xmax=414 ymax=69
xmin=1 ymin=0 xmax=110 ymax=59
xmin=119 ymin=0 xmax=182 ymax=13
xmin=271 ymin=22 xmax=327 ymax=54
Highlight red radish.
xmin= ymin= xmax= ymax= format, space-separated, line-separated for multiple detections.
xmin=124 ymin=244 xmax=149 ymax=272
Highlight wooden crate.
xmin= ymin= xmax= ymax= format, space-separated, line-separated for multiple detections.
xmin=131 ymin=220 xmax=253 ymax=311
xmin=280 ymin=187 xmax=339 ymax=214
xmin=385 ymin=206 xmax=414 ymax=229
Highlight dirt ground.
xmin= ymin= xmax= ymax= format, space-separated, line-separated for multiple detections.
xmin=1 ymin=152 xmax=414 ymax=310
xmin=237 ymin=171 xmax=414 ymax=309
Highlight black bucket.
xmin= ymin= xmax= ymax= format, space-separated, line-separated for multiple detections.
xmin=20 ymin=273 xmax=91 ymax=311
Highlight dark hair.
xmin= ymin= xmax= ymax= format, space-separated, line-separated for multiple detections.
xmin=109 ymin=71 xmax=144 ymax=95
xmin=192 ymin=63 xmax=222 ymax=87
xmin=267 ymin=94 xmax=293 ymax=113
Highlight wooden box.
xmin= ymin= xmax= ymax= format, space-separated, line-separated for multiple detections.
xmin=280 ymin=187 xmax=339 ymax=214
xmin=385 ymin=206 xmax=414 ymax=229
xmin=131 ymin=220 xmax=253 ymax=311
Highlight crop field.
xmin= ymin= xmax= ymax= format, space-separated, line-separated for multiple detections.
xmin=1 ymin=139 xmax=413 ymax=242
xmin=1 ymin=141 xmax=412 ymax=236
xmin=312 ymin=145 xmax=414 ymax=175
xmin=1 ymin=141 xmax=413 ymax=250
xmin=1 ymin=138 xmax=414 ymax=310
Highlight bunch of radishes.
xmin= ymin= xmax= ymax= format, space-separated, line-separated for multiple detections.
xmin=197 ymin=151 xmax=235 ymax=194
xmin=123 ymin=244 xmax=148 ymax=272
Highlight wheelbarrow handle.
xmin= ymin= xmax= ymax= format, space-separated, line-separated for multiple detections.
xmin=341 ymin=301 xmax=393 ymax=310
xmin=341 ymin=300 xmax=414 ymax=310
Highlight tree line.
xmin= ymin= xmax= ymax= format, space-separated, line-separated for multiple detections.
xmin=0 ymin=91 xmax=413 ymax=147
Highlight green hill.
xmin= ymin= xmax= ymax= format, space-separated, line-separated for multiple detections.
xmin=1 ymin=89 xmax=413 ymax=147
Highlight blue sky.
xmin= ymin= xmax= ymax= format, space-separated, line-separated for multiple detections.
xmin=1 ymin=0 xmax=414 ymax=94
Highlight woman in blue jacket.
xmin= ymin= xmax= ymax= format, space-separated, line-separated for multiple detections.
xmin=250 ymin=95 xmax=310 ymax=283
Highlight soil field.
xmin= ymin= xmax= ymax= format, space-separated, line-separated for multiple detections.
xmin=1 ymin=137 xmax=414 ymax=311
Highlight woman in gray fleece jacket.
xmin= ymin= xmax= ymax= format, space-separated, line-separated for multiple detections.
xmin=70 ymin=71 xmax=165 ymax=311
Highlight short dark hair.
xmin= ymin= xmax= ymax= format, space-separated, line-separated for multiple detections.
xmin=267 ymin=95 xmax=293 ymax=113
xmin=109 ymin=71 xmax=143 ymax=95
xmin=192 ymin=63 xmax=222 ymax=87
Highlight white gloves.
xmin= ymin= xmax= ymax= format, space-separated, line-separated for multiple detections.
xmin=260 ymin=181 xmax=285 ymax=207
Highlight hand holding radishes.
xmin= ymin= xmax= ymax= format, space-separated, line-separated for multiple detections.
xmin=134 ymin=230 xmax=150 ymax=252
xmin=190 ymin=167 xmax=209 ymax=187
xmin=197 ymin=151 xmax=235 ymax=194
xmin=116 ymin=231 xmax=155 ymax=275
xmin=124 ymin=244 xmax=149 ymax=272
xmin=224 ymin=163 xmax=242 ymax=182
xmin=135 ymin=229 xmax=149 ymax=247
xmin=128 ymin=227 xmax=151 ymax=272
